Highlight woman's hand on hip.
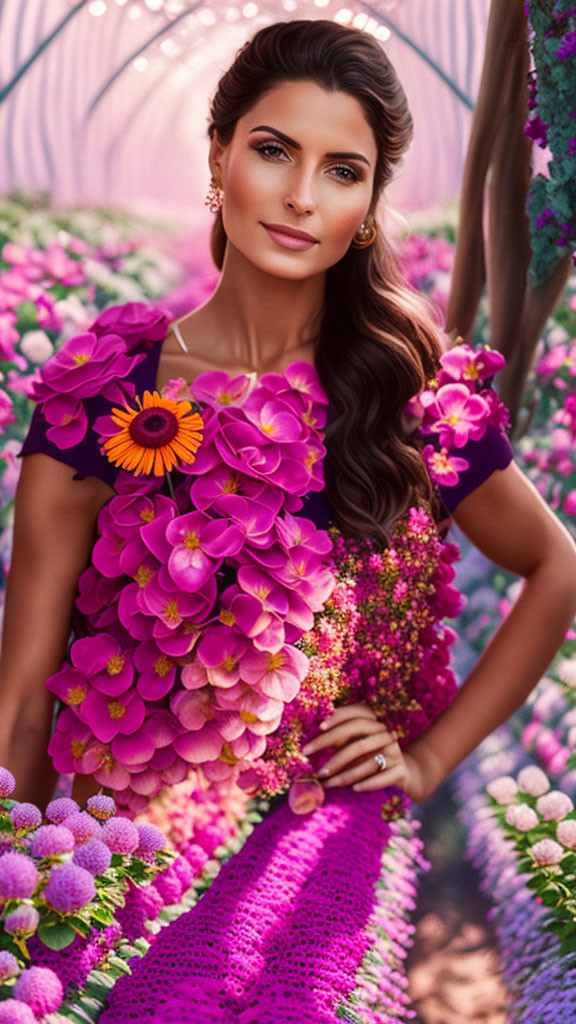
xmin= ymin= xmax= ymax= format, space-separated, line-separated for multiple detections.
xmin=301 ymin=702 xmax=431 ymax=803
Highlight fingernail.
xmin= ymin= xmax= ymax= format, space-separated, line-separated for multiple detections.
xmin=319 ymin=721 xmax=328 ymax=730
xmin=318 ymin=767 xmax=329 ymax=777
xmin=302 ymin=746 xmax=311 ymax=756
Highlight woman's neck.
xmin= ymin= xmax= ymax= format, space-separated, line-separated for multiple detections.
xmin=199 ymin=240 xmax=325 ymax=371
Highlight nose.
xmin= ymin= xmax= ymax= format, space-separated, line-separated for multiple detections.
xmin=284 ymin=169 xmax=316 ymax=216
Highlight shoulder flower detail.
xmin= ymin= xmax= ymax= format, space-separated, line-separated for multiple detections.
xmin=30 ymin=303 xmax=170 ymax=450
xmin=403 ymin=340 xmax=511 ymax=488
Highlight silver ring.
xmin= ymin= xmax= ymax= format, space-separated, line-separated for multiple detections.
xmin=373 ymin=753 xmax=387 ymax=771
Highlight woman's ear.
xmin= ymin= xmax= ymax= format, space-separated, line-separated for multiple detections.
xmin=208 ymin=130 xmax=226 ymax=182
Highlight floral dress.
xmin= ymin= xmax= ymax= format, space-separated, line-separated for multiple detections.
xmin=19 ymin=302 xmax=514 ymax=1023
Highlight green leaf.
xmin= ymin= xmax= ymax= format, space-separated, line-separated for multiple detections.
xmin=89 ymin=905 xmax=115 ymax=926
xmin=37 ymin=920 xmax=76 ymax=950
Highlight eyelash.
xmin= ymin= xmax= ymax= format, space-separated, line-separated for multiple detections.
xmin=253 ymin=141 xmax=362 ymax=183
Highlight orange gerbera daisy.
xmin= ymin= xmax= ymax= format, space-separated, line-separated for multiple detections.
xmin=102 ymin=390 xmax=204 ymax=476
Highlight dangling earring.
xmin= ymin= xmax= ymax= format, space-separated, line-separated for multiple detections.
xmin=351 ymin=221 xmax=377 ymax=249
xmin=205 ymin=175 xmax=223 ymax=213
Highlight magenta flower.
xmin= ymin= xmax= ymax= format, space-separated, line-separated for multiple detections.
xmin=89 ymin=302 xmax=170 ymax=351
xmin=40 ymin=392 xmax=88 ymax=449
xmin=191 ymin=370 xmax=257 ymax=409
xmin=215 ymin=686 xmax=284 ymax=736
xmin=217 ymin=582 xmax=286 ymax=653
xmin=110 ymin=727 xmax=155 ymax=768
xmin=69 ymin=634 xmax=134 ymax=696
xmin=133 ymin=641 xmax=177 ymax=700
xmin=79 ymin=687 xmax=146 ymax=743
xmin=43 ymin=863 xmax=96 ymax=914
xmin=170 ymin=687 xmax=215 ymax=731
xmin=422 ymin=444 xmax=470 ymax=487
xmin=164 ymin=510 xmax=244 ymax=593
xmin=242 ymin=389 xmax=304 ymax=442
xmin=173 ymin=723 xmax=224 ymax=764
xmin=196 ymin=625 xmax=250 ymax=688
xmin=32 ymin=330 xmax=136 ymax=402
xmin=80 ymin=742 xmax=131 ymax=791
xmin=46 ymin=665 xmax=89 ymax=709
xmin=240 ymin=644 xmax=309 ymax=702
xmin=437 ymin=343 xmax=505 ymax=386
xmin=429 ymin=383 xmax=490 ymax=448
xmin=46 ymin=710 xmax=94 ymax=775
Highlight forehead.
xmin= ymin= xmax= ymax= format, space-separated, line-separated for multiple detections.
xmin=237 ymin=79 xmax=377 ymax=158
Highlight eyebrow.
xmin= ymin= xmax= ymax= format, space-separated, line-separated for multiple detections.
xmin=248 ymin=124 xmax=371 ymax=167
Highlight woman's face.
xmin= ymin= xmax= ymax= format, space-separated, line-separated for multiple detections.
xmin=209 ymin=80 xmax=378 ymax=279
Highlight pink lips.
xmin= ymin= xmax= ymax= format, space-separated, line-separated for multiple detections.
xmin=261 ymin=222 xmax=319 ymax=250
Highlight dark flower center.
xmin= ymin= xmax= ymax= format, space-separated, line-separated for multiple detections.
xmin=129 ymin=408 xmax=179 ymax=449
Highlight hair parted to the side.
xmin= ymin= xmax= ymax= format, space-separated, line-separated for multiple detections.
xmin=207 ymin=18 xmax=447 ymax=548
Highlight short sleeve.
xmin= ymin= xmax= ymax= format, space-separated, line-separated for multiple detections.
xmin=18 ymin=335 xmax=164 ymax=488
xmin=434 ymin=424 xmax=514 ymax=515
xmin=19 ymin=396 xmax=120 ymax=487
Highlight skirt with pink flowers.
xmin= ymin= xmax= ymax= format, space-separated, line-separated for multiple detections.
xmin=98 ymin=786 xmax=428 ymax=1024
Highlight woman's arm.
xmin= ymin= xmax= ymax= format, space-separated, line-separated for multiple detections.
xmin=0 ymin=453 xmax=113 ymax=805
xmin=302 ymin=460 xmax=576 ymax=802
xmin=402 ymin=459 xmax=576 ymax=798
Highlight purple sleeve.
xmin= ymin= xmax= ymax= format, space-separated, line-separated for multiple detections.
xmin=434 ymin=424 xmax=514 ymax=514
xmin=18 ymin=339 xmax=163 ymax=487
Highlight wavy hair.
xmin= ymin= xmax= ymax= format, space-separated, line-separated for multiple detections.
xmin=207 ymin=19 xmax=447 ymax=547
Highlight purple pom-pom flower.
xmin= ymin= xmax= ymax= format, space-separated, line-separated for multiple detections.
xmin=0 ymin=951 xmax=20 ymax=981
xmin=13 ymin=965 xmax=64 ymax=1015
xmin=29 ymin=824 xmax=75 ymax=859
xmin=0 ymin=767 xmax=16 ymax=797
xmin=43 ymin=862 xmax=96 ymax=913
xmin=4 ymin=904 xmax=40 ymax=939
xmin=63 ymin=810 xmax=102 ymax=844
xmin=72 ymin=838 xmax=112 ymax=876
xmin=0 ymin=852 xmax=39 ymax=900
xmin=0 ymin=1000 xmax=36 ymax=1024
xmin=86 ymin=794 xmax=116 ymax=820
xmin=101 ymin=816 xmax=139 ymax=854
xmin=45 ymin=797 xmax=79 ymax=823
xmin=9 ymin=803 xmax=42 ymax=831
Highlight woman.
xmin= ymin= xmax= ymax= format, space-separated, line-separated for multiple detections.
xmin=3 ymin=17 xmax=576 ymax=1022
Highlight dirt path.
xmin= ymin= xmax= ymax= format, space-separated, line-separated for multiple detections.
xmin=406 ymin=782 xmax=509 ymax=1023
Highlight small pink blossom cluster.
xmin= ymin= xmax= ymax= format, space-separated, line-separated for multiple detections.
xmin=242 ymin=505 xmax=464 ymax=797
xmin=403 ymin=341 xmax=510 ymax=487
xmin=46 ymin=314 xmax=336 ymax=809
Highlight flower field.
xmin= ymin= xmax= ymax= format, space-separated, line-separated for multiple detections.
xmin=1 ymin=193 xmax=576 ymax=1019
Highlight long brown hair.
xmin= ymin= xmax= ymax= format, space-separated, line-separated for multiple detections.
xmin=207 ymin=19 xmax=446 ymax=547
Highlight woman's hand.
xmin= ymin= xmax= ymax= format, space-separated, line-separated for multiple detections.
xmin=301 ymin=702 xmax=432 ymax=803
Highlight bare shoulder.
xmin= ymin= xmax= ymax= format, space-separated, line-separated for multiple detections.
xmin=452 ymin=459 xmax=576 ymax=578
